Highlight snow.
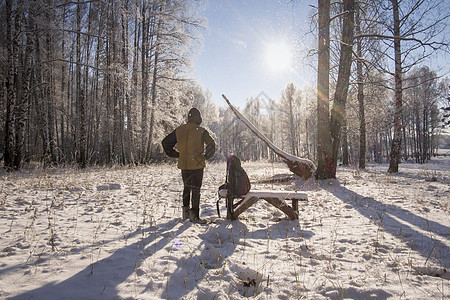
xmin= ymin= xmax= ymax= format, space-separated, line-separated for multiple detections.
xmin=0 ymin=157 xmax=449 ymax=299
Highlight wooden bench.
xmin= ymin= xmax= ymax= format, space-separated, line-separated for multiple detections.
xmin=218 ymin=189 xmax=308 ymax=220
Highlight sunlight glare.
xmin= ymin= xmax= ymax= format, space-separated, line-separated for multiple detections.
xmin=264 ymin=42 xmax=293 ymax=74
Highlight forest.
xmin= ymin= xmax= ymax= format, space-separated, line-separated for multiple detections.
xmin=1 ymin=2 xmax=449 ymax=298
xmin=1 ymin=0 xmax=449 ymax=175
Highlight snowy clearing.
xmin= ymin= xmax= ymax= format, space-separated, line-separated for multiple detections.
xmin=0 ymin=158 xmax=449 ymax=299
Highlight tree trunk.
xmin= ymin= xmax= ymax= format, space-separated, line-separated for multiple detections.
xmin=316 ymin=0 xmax=332 ymax=179
xmin=329 ymin=0 xmax=355 ymax=175
xmin=287 ymin=86 xmax=298 ymax=156
xmin=356 ymin=3 xmax=366 ymax=169
xmin=130 ymin=8 xmax=140 ymax=165
xmin=14 ymin=12 xmax=31 ymax=170
xmin=122 ymin=0 xmax=133 ymax=164
xmin=84 ymin=1 xmax=93 ymax=164
xmin=4 ymin=0 xmax=18 ymax=171
xmin=146 ymin=3 xmax=163 ymax=162
xmin=140 ymin=2 xmax=149 ymax=163
xmin=388 ymin=0 xmax=403 ymax=173
xmin=35 ymin=29 xmax=51 ymax=166
xmin=146 ymin=40 xmax=159 ymax=162
xmin=92 ymin=8 xmax=103 ymax=164
xmin=59 ymin=5 xmax=67 ymax=163
xmin=76 ymin=0 xmax=87 ymax=168
xmin=44 ymin=2 xmax=57 ymax=165
xmin=342 ymin=118 xmax=349 ymax=165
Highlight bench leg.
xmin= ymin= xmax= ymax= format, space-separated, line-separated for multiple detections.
xmin=233 ymin=197 xmax=259 ymax=219
xmin=263 ymin=197 xmax=298 ymax=220
xmin=292 ymin=199 xmax=298 ymax=213
xmin=226 ymin=196 xmax=235 ymax=220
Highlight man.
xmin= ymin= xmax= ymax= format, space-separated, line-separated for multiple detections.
xmin=162 ymin=108 xmax=215 ymax=224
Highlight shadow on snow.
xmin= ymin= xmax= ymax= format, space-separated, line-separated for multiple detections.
xmin=10 ymin=219 xmax=192 ymax=299
xmin=322 ymin=180 xmax=449 ymax=270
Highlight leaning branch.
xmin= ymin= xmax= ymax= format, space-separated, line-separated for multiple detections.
xmin=222 ymin=94 xmax=317 ymax=180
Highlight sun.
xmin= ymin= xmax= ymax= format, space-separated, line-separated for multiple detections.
xmin=263 ymin=42 xmax=293 ymax=73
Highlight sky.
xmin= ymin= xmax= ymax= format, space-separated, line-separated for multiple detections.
xmin=193 ymin=0 xmax=450 ymax=109
xmin=193 ymin=0 xmax=317 ymax=108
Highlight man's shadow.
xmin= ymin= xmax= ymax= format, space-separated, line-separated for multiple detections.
xmin=322 ymin=180 xmax=449 ymax=269
xmin=10 ymin=219 xmax=191 ymax=300
xmin=160 ymin=221 xmax=246 ymax=299
xmin=163 ymin=219 xmax=314 ymax=299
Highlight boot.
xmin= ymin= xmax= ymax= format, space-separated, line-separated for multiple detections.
xmin=190 ymin=207 xmax=207 ymax=224
xmin=191 ymin=194 xmax=207 ymax=224
xmin=182 ymin=206 xmax=191 ymax=221
xmin=193 ymin=215 xmax=207 ymax=224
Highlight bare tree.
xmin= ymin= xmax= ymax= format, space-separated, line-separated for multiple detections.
xmin=330 ymin=0 xmax=355 ymax=171
xmin=439 ymin=78 xmax=450 ymax=128
xmin=355 ymin=0 xmax=449 ymax=172
xmin=0 ymin=0 xmax=205 ymax=169
xmin=355 ymin=3 xmax=366 ymax=168
xmin=280 ymin=82 xmax=300 ymax=156
xmin=316 ymin=0 xmax=332 ymax=179
xmin=3 ymin=0 xmax=17 ymax=171
xmin=3 ymin=0 xmax=33 ymax=171
xmin=316 ymin=0 xmax=355 ymax=179
xmin=386 ymin=0 xmax=403 ymax=172
xmin=403 ymin=66 xmax=441 ymax=162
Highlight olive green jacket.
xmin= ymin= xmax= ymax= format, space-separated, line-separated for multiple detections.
xmin=162 ymin=121 xmax=215 ymax=170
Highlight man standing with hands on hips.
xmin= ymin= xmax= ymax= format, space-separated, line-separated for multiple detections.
xmin=162 ymin=108 xmax=215 ymax=224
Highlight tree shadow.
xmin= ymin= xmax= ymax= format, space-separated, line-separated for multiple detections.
xmin=324 ymin=286 xmax=392 ymax=299
xmin=383 ymin=168 xmax=450 ymax=185
xmin=322 ymin=180 xmax=449 ymax=269
xmin=9 ymin=219 xmax=192 ymax=300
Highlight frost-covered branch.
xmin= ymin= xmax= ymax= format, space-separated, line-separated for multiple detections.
xmin=222 ymin=94 xmax=316 ymax=180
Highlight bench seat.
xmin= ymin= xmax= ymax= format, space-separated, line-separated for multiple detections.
xmin=218 ymin=189 xmax=308 ymax=220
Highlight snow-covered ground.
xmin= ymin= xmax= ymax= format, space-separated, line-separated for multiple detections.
xmin=0 ymin=157 xmax=448 ymax=299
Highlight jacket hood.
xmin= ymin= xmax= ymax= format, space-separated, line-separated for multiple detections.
xmin=188 ymin=107 xmax=202 ymax=125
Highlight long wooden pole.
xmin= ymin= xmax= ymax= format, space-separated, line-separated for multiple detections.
xmin=222 ymin=94 xmax=316 ymax=179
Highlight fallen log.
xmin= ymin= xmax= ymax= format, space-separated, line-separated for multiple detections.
xmin=222 ymin=94 xmax=316 ymax=179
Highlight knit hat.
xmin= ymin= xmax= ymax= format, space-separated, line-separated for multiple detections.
xmin=188 ymin=107 xmax=202 ymax=125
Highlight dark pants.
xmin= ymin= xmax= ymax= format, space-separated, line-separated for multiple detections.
xmin=181 ymin=169 xmax=204 ymax=217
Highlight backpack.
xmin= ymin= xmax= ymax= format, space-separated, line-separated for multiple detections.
xmin=217 ymin=155 xmax=251 ymax=219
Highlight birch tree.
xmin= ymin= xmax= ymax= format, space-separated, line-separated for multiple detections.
xmin=404 ymin=66 xmax=440 ymax=162
xmin=358 ymin=0 xmax=449 ymax=172
xmin=280 ymin=82 xmax=299 ymax=157
xmin=440 ymin=78 xmax=450 ymax=128
xmin=3 ymin=0 xmax=32 ymax=170
xmin=387 ymin=0 xmax=403 ymax=173
xmin=355 ymin=3 xmax=365 ymax=168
